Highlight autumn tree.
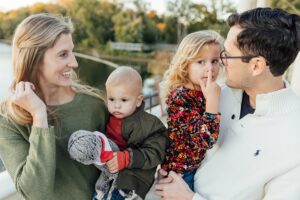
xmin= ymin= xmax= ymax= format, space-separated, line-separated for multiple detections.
xmin=67 ymin=0 xmax=119 ymax=48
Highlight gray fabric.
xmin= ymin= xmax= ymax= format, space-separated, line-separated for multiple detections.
xmin=68 ymin=130 xmax=119 ymax=199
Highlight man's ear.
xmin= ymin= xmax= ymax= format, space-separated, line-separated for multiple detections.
xmin=137 ymin=94 xmax=144 ymax=107
xmin=251 ymin=56 xmax=269 ymax=77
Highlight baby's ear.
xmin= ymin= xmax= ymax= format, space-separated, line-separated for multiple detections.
xmin=137 ymin=94 xmax=144 ymax=107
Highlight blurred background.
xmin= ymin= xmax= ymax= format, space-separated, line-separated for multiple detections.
xmin=0 ymin=0 xmax=299 ymax=199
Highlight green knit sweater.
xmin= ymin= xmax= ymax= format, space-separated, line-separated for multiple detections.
xmin=0 ymin=93 xmax=108 ymax=200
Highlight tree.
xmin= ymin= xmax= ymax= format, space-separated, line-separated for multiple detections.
xmin=0 ymin=8 xmax=30 ymax=40
xmin=0 ymin=3 xmax=65 ymax=41
xmin=0 ymin=12 xmax=3 ymax=39
xmin=187 ymin=0 xmax=235 ymax=38
xmin=271 ymin=0 xmax=300 ymax=14
xmin=167 ymin=0 xmax=202 ymax=42
xmin=67 ymin=0 xmax=119 ymax=48
xmin=161 ymin=16 xmax=178 ymax=43
xmin=113 ymin=10 xmax=144 ymax=43
xmin=116 ymin=0 xmax=159 ymax=44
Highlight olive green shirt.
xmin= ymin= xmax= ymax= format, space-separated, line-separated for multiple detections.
xmin=0 ymin=93 xmax=108 ymax=200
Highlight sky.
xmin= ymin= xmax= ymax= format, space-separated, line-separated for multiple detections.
xmin=0 ymin=0 xmax=55 ymax=11
xmin=0 ymin=0 xmax=239 ymax=13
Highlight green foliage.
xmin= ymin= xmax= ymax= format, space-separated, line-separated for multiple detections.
xmin=188 ymin=4 xmax=229 ymax=38
xmin=113 ymin=10 xmax=144 ymax=43
xmin=0 ymin=3 xmax=65 ymax=40
xmin=161 ymin=16 xmax=178 ymax=43
xmin=142 ymin=15 xmax=159 ymax=44
xmin=271 ymin=0 xmax=300 ymax=15
xmin=0 ymin=0 xmax=234 ymax=48
xmin=67 ymin=0 xmax=119 ymax=48
xmin=0 ymin=12 xmax=4 ymax=38
xmin=0 ymin=8 xmax=30 ymax=40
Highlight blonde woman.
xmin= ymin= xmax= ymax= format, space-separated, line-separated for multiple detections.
xmin=160 ymin=30 xmax=223 ymax=190
xmin=0 ymin=14 xmax=108 ymax=200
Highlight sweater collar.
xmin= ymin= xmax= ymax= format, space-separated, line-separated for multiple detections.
xmin=230 ymin=81 xmax=300 ymax=116
xmin=255 ymin=86 xmax=299 ymax=116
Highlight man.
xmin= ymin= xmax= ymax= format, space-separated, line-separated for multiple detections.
xmin=155 ymin=7 xmax=300 ymax=200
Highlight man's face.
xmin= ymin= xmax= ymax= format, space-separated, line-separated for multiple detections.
xmin=223 ymin=26 xmax=253 ymax=89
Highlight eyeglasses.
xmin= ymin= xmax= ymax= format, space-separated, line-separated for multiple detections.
xmin=220 ymin=50 xmax=258 ymax=66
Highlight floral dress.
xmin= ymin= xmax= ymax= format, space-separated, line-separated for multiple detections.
xmin=161 ymin=86 xmax=220 ymax=173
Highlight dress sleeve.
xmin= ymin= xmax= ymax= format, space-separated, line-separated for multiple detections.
xmin=167 ymin=92 xmax=220 ymax=149
xmin=0 ymin=120 xmax=56 ymax=200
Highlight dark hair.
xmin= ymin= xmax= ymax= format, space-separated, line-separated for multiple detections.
xmin=227 ymin=8 xmax=300 ymax=76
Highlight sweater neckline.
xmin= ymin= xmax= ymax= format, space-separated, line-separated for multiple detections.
xmin=255 ymin=87 xmax=299 ymax=116
xmin=47 ymin=93 xmax=81 ymax=109
xmin=231 ymin=86 xmax=300 ymax=117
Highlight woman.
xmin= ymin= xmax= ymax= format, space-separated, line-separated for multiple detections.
xmin=0 ymin=13 xmax=108 ymax=200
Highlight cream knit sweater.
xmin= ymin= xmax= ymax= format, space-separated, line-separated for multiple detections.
xmin=193 ymin=86 xmax=300 ymax=200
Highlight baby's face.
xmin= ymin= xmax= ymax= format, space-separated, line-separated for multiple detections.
xmin=106 ymin=84 xmax=143 ymax=119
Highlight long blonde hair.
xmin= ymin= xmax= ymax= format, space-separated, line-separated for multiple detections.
xmin=0 ymin=13 xmax=104 ymax=126
xmin=163 ymin=30 xmax=224 ymax=96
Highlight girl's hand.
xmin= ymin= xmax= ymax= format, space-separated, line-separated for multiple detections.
xmin=10 ymin=81 xmax=48 ymax=127
xmin=106 ymin=152 xmax=119 ymax=173
xmin=199 ymin=68 xmax=221 ymax=114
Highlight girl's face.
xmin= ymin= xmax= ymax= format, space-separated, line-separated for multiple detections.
xmin=185 ymin=43 xmax=221 ymax=91
xmin=39 ymin=34 xmax=78 ymax=92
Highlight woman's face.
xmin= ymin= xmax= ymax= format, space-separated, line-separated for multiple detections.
xmin=39 ymin=33 xmax=78 ymax=90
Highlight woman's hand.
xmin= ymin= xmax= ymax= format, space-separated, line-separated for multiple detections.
xmin=199 ymin=68 xmax=220 ymax=114
xmin=155 ymin=169 xmax=195 ymax=200
xmin=10 ymin=81 xmax=48 ymax=127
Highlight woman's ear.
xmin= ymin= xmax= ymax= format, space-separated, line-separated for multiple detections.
xmin=137 ymin=94 xmax=144 ymax=107
xmin=251 ymin=56 xmax=269 ymax=77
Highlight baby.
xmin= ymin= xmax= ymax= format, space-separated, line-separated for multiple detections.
xmin=69 ymin=66 xmax=168 ymax=200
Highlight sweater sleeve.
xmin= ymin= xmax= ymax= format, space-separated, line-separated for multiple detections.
xmin=0 ymin=121 xmax=56 ymax=200
xmin=167 ymin=92 xmax=220 ymax=149
xmin=263 ymin=165 xmax=300 ymax=200
xmin=192 ymin=193 xmax=207 ymax=200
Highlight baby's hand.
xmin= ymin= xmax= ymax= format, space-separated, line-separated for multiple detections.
xmin=199 ymin=68 xmax=220 ymax=114
xmin=106 ymin=151 xmax=130 ymax=173
xmin=106 ymin=152 xmax=119 ymax=173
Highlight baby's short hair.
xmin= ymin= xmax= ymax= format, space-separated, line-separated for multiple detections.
xmin=106 ymin=66 xmax=143 ymax=94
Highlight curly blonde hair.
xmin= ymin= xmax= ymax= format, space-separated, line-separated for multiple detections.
xmin=0 ymin=13 xmax=104 ymax=126
xmin=163 ymin=30 xmax=224 ymax=96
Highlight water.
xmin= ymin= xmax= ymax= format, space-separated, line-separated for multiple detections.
xmin=0 ymin=43 xmax=12 ymax=172
xmin=0 ymin=43 xmax=13 ymax=100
